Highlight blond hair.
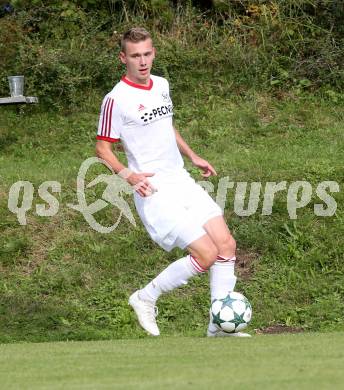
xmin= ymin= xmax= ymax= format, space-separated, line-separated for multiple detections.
xmin=120 ymin=27 xmax=152 ymax=52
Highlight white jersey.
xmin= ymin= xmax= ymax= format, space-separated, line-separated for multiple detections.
xmin=97 ymin=75 xmax=184 ymax=177
xmin=97 ymin=75 xmax=222 ymax=251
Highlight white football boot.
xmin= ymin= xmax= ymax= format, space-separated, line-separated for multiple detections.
xmin=128 ymin=290 xmax=160 ymax=336
xmin=207 ymin=311 xmax=252 ymax=338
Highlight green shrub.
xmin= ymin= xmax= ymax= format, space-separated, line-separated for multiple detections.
xmin=0 ymin=1 xmax=343 ymax=109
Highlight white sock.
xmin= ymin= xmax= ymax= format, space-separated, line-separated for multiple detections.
xmin=209 ymin=255 xmax=237 ymax=302
xmin=139 ymin=255 xmax=207 ymax=302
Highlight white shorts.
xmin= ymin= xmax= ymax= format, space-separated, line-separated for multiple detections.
xmin=134 ymin=169 xmax=223 ymax=251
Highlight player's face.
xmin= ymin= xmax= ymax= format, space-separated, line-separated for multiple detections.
xmin=120 ymin=39 xmax=156 ymax=85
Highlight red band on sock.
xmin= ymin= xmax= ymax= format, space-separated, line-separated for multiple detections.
xmin=190 ymin=255 xmax=207 ymax=273
xmin=216 ymin=255 xmax=236 ymax=263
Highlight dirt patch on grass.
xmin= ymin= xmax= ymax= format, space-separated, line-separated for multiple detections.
xmin=236 ymin=248 xmax=258 ymax=280
xmin=255 ymin=324 xmax=304 ymax=334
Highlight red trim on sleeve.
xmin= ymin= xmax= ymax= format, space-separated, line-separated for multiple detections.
xmin=100 ymin=97 xmax=116 ymax=138
xmin=101 ymin=97 xmax=110 ymax=136
xmin=121 ymin=76 xmax=153 ymax=90
xmin=96 ymin=135 xmax=120 ymax=143
xmin=105 ymin=98 xmax=111 ymax=136
xmin=105 ymin=98 xmax=114 ymax=138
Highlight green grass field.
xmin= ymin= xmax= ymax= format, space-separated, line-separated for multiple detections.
xmin=1 ymin=5 xmax=343 ymax=388
xmin=1 ymin=332 xmax=343 ymax=389
xmin=0 ymin=93 xmax=343 ymax=342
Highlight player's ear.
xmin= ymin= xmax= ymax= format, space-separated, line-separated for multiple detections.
xmin=119 ymin=51 xmax=126 ymax=64
xmin=152 ymin=47 xmax=156 ymax=59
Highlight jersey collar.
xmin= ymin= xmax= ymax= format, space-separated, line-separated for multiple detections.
xmin=121 ymin=76 xmax=153 ymax=90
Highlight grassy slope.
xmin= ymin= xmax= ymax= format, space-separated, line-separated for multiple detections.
xmin=0 ymin=91 xmax=343 ymax=342
xmin=0 ymin=332 xmax=344 ymax=389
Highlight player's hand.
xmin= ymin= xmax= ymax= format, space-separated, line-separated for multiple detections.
xmin=191 ymin=156 xmax=217 ymax=177
xmin=126 ymin=172 xmax=157 ymax=197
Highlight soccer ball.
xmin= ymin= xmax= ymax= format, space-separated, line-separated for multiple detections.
xmin=211 ymin=292 xmax=252 ymax=333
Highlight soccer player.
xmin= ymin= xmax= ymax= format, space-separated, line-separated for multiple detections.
xmin=96 ymin=27 xmax=250 ymax=337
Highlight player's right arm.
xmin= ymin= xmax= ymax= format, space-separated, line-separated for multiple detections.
xmin=96 ymin=96 xmax=156 ymax=197
xmin=95 ymin=140 xmax=156 ymax=197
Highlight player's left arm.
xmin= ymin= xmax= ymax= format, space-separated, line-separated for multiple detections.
xmin=174 ymin=127 xmax=217 ymax=177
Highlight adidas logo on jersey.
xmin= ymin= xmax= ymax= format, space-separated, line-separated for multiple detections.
xmin=162 ymin=92 xmax=171 ymax=103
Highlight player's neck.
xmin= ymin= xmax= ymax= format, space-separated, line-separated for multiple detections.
xmin=124 ymin=74 xmax=151 ymax=87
